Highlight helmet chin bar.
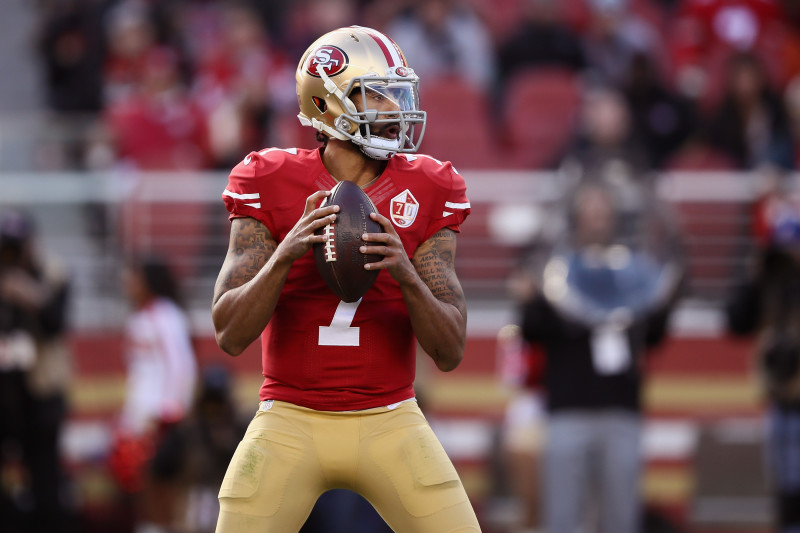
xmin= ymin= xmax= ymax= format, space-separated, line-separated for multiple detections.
xmin=359 ymin=137 xmax=403 ymax=160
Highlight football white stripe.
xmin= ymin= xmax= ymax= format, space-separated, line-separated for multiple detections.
xmin=444 ymin=201 xmax=470 ymax=209
xmin=224 ymin=189 xmax=260 ymax=200
xmin=244 ymin=202 xmax=261 ymax=209
xmin=442 ymin=211 xmax=453 ymax=217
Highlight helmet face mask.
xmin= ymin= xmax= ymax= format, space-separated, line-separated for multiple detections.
xmin=339 ymin=75 xmax=426 ymax=159
xmin=296 ymin=26 xmax=426 ymax=159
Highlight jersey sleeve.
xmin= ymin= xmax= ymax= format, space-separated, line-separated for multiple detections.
xmin=423 ymin=164 xmax=471 ymax=242
xmin=221 ymin=151 xmax=277 ymax=236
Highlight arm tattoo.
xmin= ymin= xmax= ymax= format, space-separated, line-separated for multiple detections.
xmin=413 ymin=228 xmax=467 ymax=319
xmin=213 ymin=217 xmax=276 ymax=303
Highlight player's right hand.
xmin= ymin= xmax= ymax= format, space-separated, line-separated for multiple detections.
xmin=276 ymin=190 xmax=339 ymax=262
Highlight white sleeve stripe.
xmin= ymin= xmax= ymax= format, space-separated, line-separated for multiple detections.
xmin=259 ymin=147 xmax=298 ymax=156
xmin=444 ymin=201 xmax=470 ymax=209
xmin=442 ymin=211 xmax=453 ymax=217
xmin=244 ymin=202 xmax=262 ymax=209
xmin=224 ymin=189 xmax=260 ymax=200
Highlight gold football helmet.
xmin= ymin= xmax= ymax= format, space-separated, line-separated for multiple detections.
xmin=296 ymin=26 xmax=426 ymax=160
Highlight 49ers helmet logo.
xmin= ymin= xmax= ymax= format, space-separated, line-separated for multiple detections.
xmin=307 ymin=45 xmax=349 ymax=77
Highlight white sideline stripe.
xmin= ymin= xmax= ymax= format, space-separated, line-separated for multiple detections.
xmin=244 ymin=202 xmax=261 ymax=209
xmin=445 ymin=201 xmax=471 ymax=209
xmin=223 ymin=189 xmax=260 ymax=200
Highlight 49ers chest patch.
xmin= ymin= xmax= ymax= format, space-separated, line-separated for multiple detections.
xmin=390 ymin=189 xmax=419 ymax=228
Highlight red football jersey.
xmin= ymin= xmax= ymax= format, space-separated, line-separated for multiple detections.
xmin=222 ymin=147 xmax=470 ymax=411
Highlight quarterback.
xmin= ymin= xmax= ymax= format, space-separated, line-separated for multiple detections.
xmin=211 ymin=26 xmax=481 ymax=532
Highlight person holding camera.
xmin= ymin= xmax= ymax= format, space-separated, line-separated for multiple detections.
xmin=0 ymin=209 xmax=71 ymax=532
xmin=518 ymin=182 xmax=683 ymax=533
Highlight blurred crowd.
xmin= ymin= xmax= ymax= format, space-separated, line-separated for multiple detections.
xmin=33 ymin=0 xmax=800 ymax=174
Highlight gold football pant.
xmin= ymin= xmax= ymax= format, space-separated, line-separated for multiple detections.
xmin=215 ymin=400 xmax=481 ymax=533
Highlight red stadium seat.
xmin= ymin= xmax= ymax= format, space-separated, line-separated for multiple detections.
xmin=502 ymin=68 xmax=582 ymax=169
xmin=469 ymin=0 xmax=523 ymax=42
xmin=419 ymin=77 xmax=502 ymax=169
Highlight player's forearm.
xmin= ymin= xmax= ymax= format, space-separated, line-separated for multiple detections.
xmin=401 ymin=278 xmax=466 ymax=372
xmin=212 ymin=254 xmax=291 ymax=356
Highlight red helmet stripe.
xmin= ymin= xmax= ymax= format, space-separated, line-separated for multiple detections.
xmin=353 ymin=26 xmax=407 ymax=67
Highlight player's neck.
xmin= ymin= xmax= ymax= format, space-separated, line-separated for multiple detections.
xmin=322 ymin=140 xmax=387 ymax=188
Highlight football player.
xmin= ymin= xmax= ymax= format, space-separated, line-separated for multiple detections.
xmin=211 ymin=26 xmax=481 ymax=532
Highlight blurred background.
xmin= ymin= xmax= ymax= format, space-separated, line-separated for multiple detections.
xmin=2 ymin=0 xmax=800 ymax=532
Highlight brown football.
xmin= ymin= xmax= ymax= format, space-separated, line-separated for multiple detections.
xmin=313 ymin=180 xmax=382 ymax=302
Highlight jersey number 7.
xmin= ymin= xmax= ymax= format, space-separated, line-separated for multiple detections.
xmin=318 ymin=299 xmax=362 ymax=346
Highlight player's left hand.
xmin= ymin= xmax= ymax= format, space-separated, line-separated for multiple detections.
xmin=360 ymin=212 xmax=417 ymax=285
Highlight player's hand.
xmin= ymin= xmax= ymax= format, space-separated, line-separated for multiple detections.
xmin=277 ymin=190 xmax=339 ymax=262
xmin=360 ymin=212 xmax=417 ymax=285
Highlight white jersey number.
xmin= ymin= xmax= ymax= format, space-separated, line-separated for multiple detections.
xmin=318 ymin=299 xmax=362 ymax=346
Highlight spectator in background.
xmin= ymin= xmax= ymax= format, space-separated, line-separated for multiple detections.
xmin=494 ymin=323 xmax=546 ymax=533
xmin=492 ymin=0 xmax=586 ymax=141
xmin=669 ymin=0 xmax=789 ymax=100
xmin=36 ymin=0 xmax=107 ymax=170
xmin=582 ymin=0 xmax=665 ymax=89
xmin=785 ymin=75 xmax=800 ymax=169
xmin=491 ymin=240 xmax=554 ymax=533
xmin=706 ymin=52 xmax=795 ymax=170
xmin=727 ymin=185 xmax=800 ymax=533
xmin=110 ymin=255 xmax=197 ymax=532
xmin=105 ymin=45 xmax=211 ymax=170
xmin=560 ymin=86 xmax=651 ymax=189
xmin=149 ymin=366 xmax=245 ymax=533
xmin=495 ymin=0 xmax=586 ymax=86
xmin=37 ymin=0 xmax=105 ymax=113
xmin=0 ymin=210 xmax=72 ymax=533
xmin=519 ymin=183 xmax=683 ymax=533
xmin=191 ymin=2 xmax=294 ymax=169
xmin=623 ymin=51 xmax=696 ymax=169
xmin=386 ymin=0 xmax=495 ymax=91
xmin=103 ymin=1 xmax=161 ymax=106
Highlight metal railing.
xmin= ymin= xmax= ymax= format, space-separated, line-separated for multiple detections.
xmin=0 ymin=169 xmax=770 ymax=332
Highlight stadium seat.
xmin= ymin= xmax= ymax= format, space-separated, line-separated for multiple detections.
xmin=419 ymin=77 xmax=502 ymax=169
xmin=501 ymin=68 xmax=582 ymax=169
xmin=469 ymin=0 xmax=523 ymax=42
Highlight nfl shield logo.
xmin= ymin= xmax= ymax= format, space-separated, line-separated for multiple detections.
xmin=390 ymin=189 xmax=419 ymax=228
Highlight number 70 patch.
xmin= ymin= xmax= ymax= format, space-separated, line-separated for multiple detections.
xmin=390 ymin=189 xmax=419 ymax=228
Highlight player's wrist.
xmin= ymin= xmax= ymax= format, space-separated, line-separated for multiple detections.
xmin=271 ymin=244 xmax=300 ymax=267
xmin=396 ymin=269 xmax=427 ymax=293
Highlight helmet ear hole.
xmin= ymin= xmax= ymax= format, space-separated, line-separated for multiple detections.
xmin=312 ymin=96 xmax=327 ymax=113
